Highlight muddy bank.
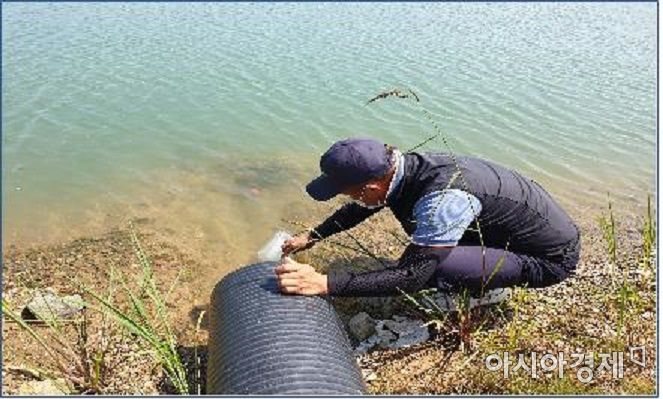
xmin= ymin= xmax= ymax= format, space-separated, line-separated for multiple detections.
xmin=2 ymin=205 xmax=656 ymax=394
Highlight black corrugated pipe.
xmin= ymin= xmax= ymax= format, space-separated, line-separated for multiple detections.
xmin=207 ymin=262 xmax=367 ymax=395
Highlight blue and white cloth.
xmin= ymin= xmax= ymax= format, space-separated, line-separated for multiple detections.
xmin=380 ymin=149 xmax=481 ymax=246
xmin=386 ymin=149 xmax=406 ymax=200
xmin=411 ymin=189 xmax=482 ymax=247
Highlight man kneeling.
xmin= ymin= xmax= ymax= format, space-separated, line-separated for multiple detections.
xmin=276 ymin=138 xmax=581 ymax=302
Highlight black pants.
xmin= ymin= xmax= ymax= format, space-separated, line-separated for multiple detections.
xmin=429 ymin=239 xmax=581 ymax=295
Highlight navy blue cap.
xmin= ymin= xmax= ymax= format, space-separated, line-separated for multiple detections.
xmin=306 ymin=138 xmax=393 ymax=201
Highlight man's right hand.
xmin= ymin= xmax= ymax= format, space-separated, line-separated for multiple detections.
xmin=282 ymin=231 xmax=316 ymax=256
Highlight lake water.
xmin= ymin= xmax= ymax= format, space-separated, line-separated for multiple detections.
xmin=2 ymin=3 xmax=657 ymax=267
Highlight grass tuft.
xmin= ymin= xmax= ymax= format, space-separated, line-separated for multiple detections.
xmin=84 ymin=223 xmax=188 ymax=394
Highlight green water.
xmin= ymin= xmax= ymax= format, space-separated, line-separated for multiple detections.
xmin=2 ymin=3 xmax=657 ymax=265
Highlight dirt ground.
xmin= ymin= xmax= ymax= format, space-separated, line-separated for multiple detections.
xmin=1 ymin=204 xmax=656 ymax=395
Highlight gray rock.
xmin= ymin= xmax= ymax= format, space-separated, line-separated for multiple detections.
xmin=348 ymin=312 xmax=376 ymax=341
xmin=21 ymin=288 xmax=85 ymax=322
xmin=382 ymin=316 xmax=430 ymax=349
xmin=390 ymin=325 xmax=430 ymax=349
xmin=383 ymin=318 xmax=414 ymax=335
xmin=354 ymin=334 xmax=381 ymax=355
xmin=375 ymin=320 xmax=398 ymax=348
xmin=355 ymin=316 xmax=431 ymax=353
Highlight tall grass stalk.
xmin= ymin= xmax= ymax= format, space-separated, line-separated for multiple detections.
xmin=85 ymin=225 xmax=188 ymax=394
xmin=598 ymin=195 xmax=625 ymax=336
xmin=598 ymin=194 xmax=618 ymax=286
xmin=398 ymin=288 xmax=447 ymax=321
xmin=455 ymin=290 xmax=473 ymax=353
xmin=369 ymin=89 xmax=488 ymax=258
xmin=615 ymin=196 xmax=655 ymax=343
xmin=641 ymin=194 xmax=655 ymax=271
xmin=597 ymin=195 xmax=651 ymax=344
xmin=194 ymin=310 xmax=206 ymax=395
xmin=366 ymin=88 xmax=504 ymax=349
xmin=398 ymin=287 xmax=495 ymax=354
xmin=480 ymin=241 xmax=510 ymax=299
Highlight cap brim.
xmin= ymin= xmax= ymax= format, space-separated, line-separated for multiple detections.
xmin=306 ymin=174 xmax=345 ymax=201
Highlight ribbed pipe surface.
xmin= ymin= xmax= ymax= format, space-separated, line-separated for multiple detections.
xmin=207 ymin=262 xmax=367 ymax=395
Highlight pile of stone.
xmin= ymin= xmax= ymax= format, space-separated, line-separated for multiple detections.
xmin=348 ymin=312 xmax=430 ymax=354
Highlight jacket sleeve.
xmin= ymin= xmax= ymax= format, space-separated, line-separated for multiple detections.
xmin=326 ymin=244 xmax=452 ymax=297
xmin=310 ymin=203 xmax=384 ymax=240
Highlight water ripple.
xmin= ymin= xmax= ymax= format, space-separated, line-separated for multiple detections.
xmin=2 ymin=3 xmax=655 ymax=245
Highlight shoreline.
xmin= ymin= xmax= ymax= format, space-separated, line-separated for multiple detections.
xmin=2 ymin=187 xmax=655 ymax=249
xmin=2 ymin=145 xmax=655 ymax=253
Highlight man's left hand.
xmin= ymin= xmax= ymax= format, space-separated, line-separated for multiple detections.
xmin=275 ymin=257 xmax=328 ymax=296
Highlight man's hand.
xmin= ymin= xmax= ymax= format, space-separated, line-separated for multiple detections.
xmin=281 ymin=231 xmax=315 ymax=256
xmin=275 ymin=257 xmax=328 ymax=296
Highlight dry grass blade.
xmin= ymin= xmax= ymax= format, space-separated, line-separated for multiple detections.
xmin=481 ymin=241 xmax=511 ymax=298
xmin=194 ymin=310 xmax=206 ymax=395
xmin=334 ymin=220 xmax=388 ymax=267
xmin=365 ymin=88 xmax=419 ymax=105
xmin=81 ymin=226 xmax=189 ymax=394
xmin=84 ymin=288 xmax=188 ymax=394
xmin=641 ymin=194 xmax=655 ymax=270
